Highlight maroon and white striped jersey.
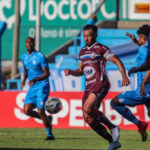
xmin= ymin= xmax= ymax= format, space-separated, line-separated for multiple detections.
xmin=79 ymin=42 xmax=114 ymax=91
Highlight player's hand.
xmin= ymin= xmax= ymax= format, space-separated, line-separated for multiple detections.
xmin=122 ymin=76 xmax=130 ymax=86
xmin=28 ymin=79 xmax=36 ymax=86
xmin=128 ymin=67 xmax=137 ymax=76
xmin=126 ymin=32 xmax=136 ymax=41
xmin=140 ymin=83 xmax=146 ymax=97
xmin=64 ymin=69 xmax=70 ymax=76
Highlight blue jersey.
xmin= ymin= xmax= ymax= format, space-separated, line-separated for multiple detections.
xmin=21 ymin=50 xmax=49 ymax=87
xmin=136 ymin=42 xmax=150 ymax=95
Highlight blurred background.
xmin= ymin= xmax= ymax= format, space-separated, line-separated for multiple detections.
xmin=0 ymin=0 xmax=150 ymax=130
xmin=1 ymin=0 xmax=150 ymax=92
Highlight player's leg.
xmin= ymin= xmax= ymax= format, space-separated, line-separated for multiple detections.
xmin=24 ymin=103 xmax=40 ymax=119
xmin=37 ymin=85 xmax=54 ymax=140
xmin=37 ymin=107 xmax=54 ymax=140
xmin=111 ymin=91 xmax=148 ymax=141
xmin=145 ymin=101 xmax=150 ymax=117
xmin=91 ymin=87 xmax=120 ymax=142
xmin=24 ymin=88 xmax=40 ymax=118
xmin=83 ymin=93 xmax=121 ymax=150
xmin=83 ymin=93 xmax=113 ymax=143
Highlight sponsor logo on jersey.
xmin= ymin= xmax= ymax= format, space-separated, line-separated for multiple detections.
xmin=84 ymin=66 xmax=95 ymax=79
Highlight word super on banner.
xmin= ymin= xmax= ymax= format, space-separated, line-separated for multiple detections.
xmin=0 ymin=91 xmax=150 ymax=130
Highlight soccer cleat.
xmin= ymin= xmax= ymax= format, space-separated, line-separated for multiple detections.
xmin=45 ymin=136 xmax=55 ymax=141
xmin=110 ymin=126 xmax=120 ymax=142
xmin=138 ymin=121 xmax=148 ymax=141
xmin=108 ymin=141 xmax=121 ymax=150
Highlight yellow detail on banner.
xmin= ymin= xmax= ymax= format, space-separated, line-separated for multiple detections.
xmin=134 ymin=3 xmax=150 ymax=13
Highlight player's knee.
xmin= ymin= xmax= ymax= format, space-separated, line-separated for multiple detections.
xmin=23 ymin=107 xmax=30 ymax=116
xmin=111 ymin=96 xmax=119 ymax=105
xmin=38 ymin=109 xmax=45 ymax=117
xmin=82 ymin=106 xmax=92 ymax=115
xmin=84 ymin=115 xmax=93 ymax=124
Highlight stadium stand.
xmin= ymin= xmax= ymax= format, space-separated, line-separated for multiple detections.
xmin=14 ymin=28 xmax=139 ymax=91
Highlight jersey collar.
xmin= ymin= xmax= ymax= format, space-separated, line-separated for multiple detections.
xmin=87 ymin=42 xmax=97 ymax=50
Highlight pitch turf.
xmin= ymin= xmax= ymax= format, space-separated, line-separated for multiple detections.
xmin=0 ymin=128 xmax=150 ymax=150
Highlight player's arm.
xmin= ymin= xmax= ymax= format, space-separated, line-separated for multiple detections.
xmin=108 ymin=55 xmax=130 ymax=86
xmin=126 ymin=32 xmax=139 ymax=46
xmin=128 ymin=57 xmax=150 ymax=76
xmin=140 ymin=70 xmax=150 ymax=97
xmin=64 ymin=61 xmax=84 ymax=77
xmin=128 ymin=33 xmax=150 ymax=76
xmin=28 ymin=66 xmax=50 ymax=86
xmin=21 ymin=66 xmax=28 ymax=88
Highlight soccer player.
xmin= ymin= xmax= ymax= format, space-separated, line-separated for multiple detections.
xmin=21 ymin=37 xmax=54 ymax=140
xmin=64 ymin=24 xmax=130 ymax=150
xmin=111 ymin=25 xmax=150 ymax=142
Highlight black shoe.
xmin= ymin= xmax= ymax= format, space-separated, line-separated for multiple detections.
xmin=45 ymin=136 xmax=55 ymax=141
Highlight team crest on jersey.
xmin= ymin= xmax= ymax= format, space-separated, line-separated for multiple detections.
xmin=33 ymin=60 xmax=36 ymax=64
xmin=90 ymin=52 xmax=96 ymax=58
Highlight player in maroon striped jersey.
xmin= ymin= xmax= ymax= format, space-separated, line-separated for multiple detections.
xmin=64 ymin=24 xmax=130 ymax=150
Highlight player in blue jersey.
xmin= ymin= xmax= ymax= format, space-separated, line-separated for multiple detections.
xmin=128 ymin=25 xmax=150 ymax=117
xmin=21 ymin=37 xmax=54 ymax=140
xmin=111 ymin=25 xmax=150 ymax=142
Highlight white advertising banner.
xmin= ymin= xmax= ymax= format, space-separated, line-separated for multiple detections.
xmin=128 ymin=0 xmax=150 ymax=20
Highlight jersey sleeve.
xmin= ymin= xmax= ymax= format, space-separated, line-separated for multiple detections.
xmin=40 ymin=54 xmax=48 ymax=68
xmin=21 ymin=55 xmax=25 ymax=67
xmin=79 ymin=49 xmax=83 ymax=62
xmin=102 ymin=46 xmax=115 ymax=60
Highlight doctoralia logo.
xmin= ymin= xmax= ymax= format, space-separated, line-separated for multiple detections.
xmin=0 ymin=0 xmax=116 ymax=29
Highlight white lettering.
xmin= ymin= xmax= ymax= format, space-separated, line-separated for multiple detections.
xmin=52 ymin=98 xmax=69 ymax=125
xmin=70 ymin=0 xmax=77 ymax=20
xmin=78 ymin=0 xmax=91 ymax=19
xmin=69 ymin=100 xmax=84 ymax=127
xmin=44 ymin=0 xmax=57 ymax=20
xmin=59 ymin=0 xmax=69 ymax=20
xmin=14 ymin=92 xmax=29 ymax=120
xmin=105 ymin=99 xmax=122 ymax=125
xmin=29 ymin=0 xmax=36 ymax=20
xmin=144 ymin=106 xmax=150 ymax=122
xmin=101 ymin=4 xmax=116 ymax=19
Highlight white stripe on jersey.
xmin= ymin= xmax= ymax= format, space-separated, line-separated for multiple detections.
xmin=103 ymin=50 xmax=115 ymax=60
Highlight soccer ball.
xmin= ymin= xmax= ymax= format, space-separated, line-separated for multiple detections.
xmin=45 ymin=97 xmax=62 ymax=114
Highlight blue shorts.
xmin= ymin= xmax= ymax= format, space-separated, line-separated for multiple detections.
xmin=24 ymin=83 xmax=50 ymax=109
xmin=118 ymin=89 xmax=150 ymax=107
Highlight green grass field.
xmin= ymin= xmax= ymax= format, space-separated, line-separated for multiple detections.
xmin=0 ymin=128 xmax=150 ymax=150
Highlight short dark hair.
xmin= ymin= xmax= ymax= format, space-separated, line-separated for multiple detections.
xmin=83 ymin=24 xmax=97 ymax=35
xmin=137 ymin=24 xmax=150 ymax=38
xmin=26 ymin=37 xmax=35 ymax=42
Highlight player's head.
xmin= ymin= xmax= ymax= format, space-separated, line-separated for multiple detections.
xmin=137 ymin=24 xmax=150 ymax=46
xmin=83 ymin=24 xmax=97 ymax=46
xmin=25 ymin=37 xmax=35 ymax=51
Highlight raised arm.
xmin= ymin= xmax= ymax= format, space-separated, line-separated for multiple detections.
xmin=126 ymin=32 xmax=139 ymax=46
xmin=64 ymin=61 xmax=84 ymax=77
xmin=108 ymin=55 xmax=130 ymax=86
xmin=128 ymin=33 xmax=150 ymax=76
